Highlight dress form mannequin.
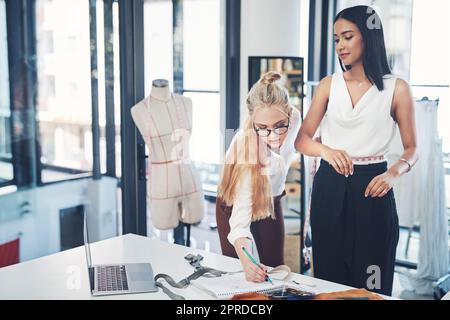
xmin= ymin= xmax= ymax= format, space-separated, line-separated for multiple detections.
xmin=131 ymin=79 xmax=205 ymax=245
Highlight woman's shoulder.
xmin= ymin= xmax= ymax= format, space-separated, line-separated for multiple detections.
xmin=316 ymin=73 xmax=337 ymax=97
xmin=382 ymin=73 xmax=408 ymax=86
xmin=319 ymin=74 xmax=335 ymax=86
xmin=306 ymin=74 xmax=334 ymax=105
xmin=392 ymin=77 xmax=413 ymax=107
xmin=392 ymin=77 xmax=409 ymax=89
xmin=382 ymin=74 xmax=410 ymax=93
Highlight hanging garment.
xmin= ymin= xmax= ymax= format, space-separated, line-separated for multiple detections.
xmin=388 ymin=99 xmax=449 ymax=295
xmin=387 ymin=99 xmax=443 ymax=226
xmin=135 ymin=93 xmax=205 ymax=230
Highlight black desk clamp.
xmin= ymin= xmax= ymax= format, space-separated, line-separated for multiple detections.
xmin=184 ymin=253 xmax=204 ymax=271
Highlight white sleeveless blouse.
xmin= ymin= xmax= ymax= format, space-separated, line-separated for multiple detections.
xmin=321 ymin=71 xmax=398 ymax=160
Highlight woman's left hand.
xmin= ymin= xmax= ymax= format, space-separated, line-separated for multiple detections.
xmin=364 ymin=169 xmax=397 ymax=198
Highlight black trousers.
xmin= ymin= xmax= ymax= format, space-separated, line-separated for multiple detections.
xmin=310 ymin=160 xmax=399 ymax=295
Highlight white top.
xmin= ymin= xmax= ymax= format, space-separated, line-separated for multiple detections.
xmin=321 ymin=71 xmax=398 ymax=159
xmin=227 ymin=107 xmax=301 ymax=246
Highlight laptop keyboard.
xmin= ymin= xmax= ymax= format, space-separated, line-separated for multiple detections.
xmin=96 ymin=265 xmax=129 ymax=292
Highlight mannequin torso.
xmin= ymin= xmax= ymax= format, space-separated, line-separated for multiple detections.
xmin=131 ymin=81 xmax=205 ymax=230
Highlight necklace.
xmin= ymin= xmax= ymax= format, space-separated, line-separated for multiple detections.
xmin=356 ymin=77 xmax=370 ymax=87
xmin=354 ymin=78 xmax=369 ymax=87
xmin=344 ymin=73 xmax=368 ymax=87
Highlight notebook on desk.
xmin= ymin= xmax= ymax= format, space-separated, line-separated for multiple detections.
xmin=190 ymin=265 xmax=301 ymax=299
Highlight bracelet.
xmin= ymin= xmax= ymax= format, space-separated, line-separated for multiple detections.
xmin=399 ymin=158 xmax=412 ymax=173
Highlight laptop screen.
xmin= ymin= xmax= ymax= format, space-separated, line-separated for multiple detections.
xmin=83 ymin=207 xmax=93 ymax=269
xmin=83 ymin=207 xmax=95 ymax=291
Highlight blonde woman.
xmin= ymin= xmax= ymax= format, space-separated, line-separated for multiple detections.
xmin=216 ymin=71 xmax=301 ymax=282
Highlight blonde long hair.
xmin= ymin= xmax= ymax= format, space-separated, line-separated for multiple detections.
xmin=217 ymin=71 xmax=293 ymax=221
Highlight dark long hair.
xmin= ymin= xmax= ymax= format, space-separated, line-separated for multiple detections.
xmin=334 ymin=5 xmax=392 ymax=91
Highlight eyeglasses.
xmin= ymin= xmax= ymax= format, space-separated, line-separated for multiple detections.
xmin=253 ymin=118 xmax=290 ymax=137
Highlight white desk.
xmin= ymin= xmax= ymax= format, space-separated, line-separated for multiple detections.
xmin=0 ymin=234 xmax=384 ymax=300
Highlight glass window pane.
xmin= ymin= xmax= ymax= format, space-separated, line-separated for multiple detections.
xmin=0 ymin=0 xmax=13 ymax=184
xmin=35 ymin=0 xmax=93 ymax=182
xmin=410 ymin=0 xmax=450 ymax=86
xmin=410 ymin=2 xmax=450 ymax=203
xmin=1 ymin=0 xmax=120 ymax=269
xmin=183 ymin=0 xmax=220 ymax=91
xmin=144 ymin=0 xmax=173 ymax=95
xmin=184 ymin=92 xmax=220 ymax=164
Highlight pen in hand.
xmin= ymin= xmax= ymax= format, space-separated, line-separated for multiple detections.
xmin=241 ymin=246 xmax=274 ymax=285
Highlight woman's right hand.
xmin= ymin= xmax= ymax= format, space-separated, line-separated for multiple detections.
xmin=241 ymin=257 xmax=268 ymax=283
xmin=320 ymin=145 xmax=353 ymax=176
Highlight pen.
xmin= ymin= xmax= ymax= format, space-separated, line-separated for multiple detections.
xmin=241 ymin=246 xmax=274 ymax=285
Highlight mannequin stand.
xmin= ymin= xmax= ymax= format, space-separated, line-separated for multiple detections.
xmin=173 ymin=223 xmax=192 ymax=247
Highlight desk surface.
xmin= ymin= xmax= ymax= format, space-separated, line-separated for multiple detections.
xmin=0 ymin=234 xmax=383 ymax=300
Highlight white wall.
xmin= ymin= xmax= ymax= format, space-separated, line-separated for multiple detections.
xmin=239 ymin=0 xmax=301 ymax=126
xmin=0 ymin=177 xmax=118 ymax=262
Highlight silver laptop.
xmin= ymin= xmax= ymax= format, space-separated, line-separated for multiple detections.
xmin=83 ymin=209 xmax=158 ymax=296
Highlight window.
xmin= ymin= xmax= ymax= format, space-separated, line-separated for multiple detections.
xmin=0 ymin=0 xmax=13 ymax=186
xmin=410 ymin=0 xmax=450 ymax=211
xmin=183 ymin=0 xmax=220 ymax=92
xmin=144 ymin=0 xmax=173 ymax=95
xmin=144 ymin=0 xmax=222 ymax=182
xmin=183 ymin=0 xmax=221 ymax=165
xmin=184 ymin=91 xmax=221 ymax=164
xmin=183 ymin=0 xmax=222 ymax=195
xmin=36 ymin=0 xmax=93 ymax=182
xmin=1 ymin=0 xmax=121 ymax=267
xmin=410 ymin=0 xmax=450 ymax=153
